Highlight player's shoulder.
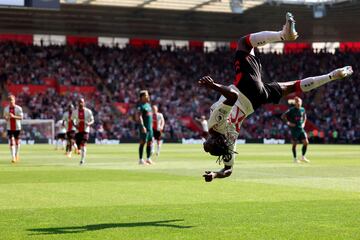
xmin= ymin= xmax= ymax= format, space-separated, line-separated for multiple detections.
xmin=15 ymin=104 xmax=22 ymax=110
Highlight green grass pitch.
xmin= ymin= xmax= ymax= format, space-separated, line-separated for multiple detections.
xmin=0 ymin=143 xmax=359 ymax=240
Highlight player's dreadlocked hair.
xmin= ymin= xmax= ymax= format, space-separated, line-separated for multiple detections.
xmin=203 ymin=133 xmax=237 ymax=165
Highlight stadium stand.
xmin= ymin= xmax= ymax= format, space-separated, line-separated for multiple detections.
xmin=1 ymin=40 xmax=359 ymax=143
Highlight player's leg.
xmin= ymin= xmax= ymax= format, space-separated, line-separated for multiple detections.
xmin=237 ymin=12 xmax=298 ymax=53
xmin=146 ymin=141 xmax=153 ymax=164
xmin=8 ymin=132 xmax=16 ymax=163
xmin=14 ymin=131 xmax=21 ymax=162
xmin=291 ymin=139 xmax=299 ymax=163
xmin=278 ymin=66 xmax=353 ymax=96
xmin=145 ymin=131 xmax=154 ymax=164
xmin=139 ymin=141 xmax=145 ymax=164
xmin=79 ymin=133 xmax=89 ymax=165
xmin=65 ymin=133 xmax=70 ymax=155
xmin=300 ymin=132 xmax=310 ymax=163
xmin=155 ymin=131 xmax=162 ymax=156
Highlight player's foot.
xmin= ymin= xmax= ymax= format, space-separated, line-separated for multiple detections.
xmin=293 ymin=158 xmax=300 ymax=163
xmin=80 ymin=160 xmax=85 ymax=165
xmin=281 ymin=12 xmax=298 ymax=41
xmin=11 ymin=157 xmax=16 ymax=163
xmin=16 ymin=155 xmax=20 ymax=162
xmin=301 ymin=156 xmax=310 ymax=163
xmin=329 ymin=66 xmax=353 ymax=80
xmin=146 ymin=159 xmax=153 ymax=165
xmin=139 ymin=159 xmax=145 ymax=165
xmin=66 ymin=152 xmax=72 ymax=158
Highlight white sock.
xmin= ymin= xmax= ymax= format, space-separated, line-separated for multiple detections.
xmin=81 ymin=146 xmax=86 ymax=162
xmin=73 ymin=142 xmax=78 ymax=152
xmin=296 ymin=74 xmax=332 ymax=92
xmin=10 ymin=145 xmax=15 ymax=158
xmin=15 ymin=144 xmax=20 ymax=157
xmin=248 ymin=31 xmax=282 ymax=47
xmin=157 ymin=141 xmax=162 ymax=154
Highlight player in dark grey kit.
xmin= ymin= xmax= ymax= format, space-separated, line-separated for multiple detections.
xmin=201 ymin=12 xmax=353 ymax=182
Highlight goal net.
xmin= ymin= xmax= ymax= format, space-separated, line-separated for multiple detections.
xmin=0 ymin=119 xmax=55 ymax=144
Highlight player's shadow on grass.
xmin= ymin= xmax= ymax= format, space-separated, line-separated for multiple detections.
xmin=28 ymin=219 xmax=193 ymax=235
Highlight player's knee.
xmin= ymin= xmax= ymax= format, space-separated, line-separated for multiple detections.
xmin=237 ymin=36 xmax=253 ymax=52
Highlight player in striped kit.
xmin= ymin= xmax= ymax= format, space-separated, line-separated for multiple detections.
xmin=3 ymin=95 xmax=23 ymax=163
xmin=62 ymin=104 xmax=78 ymax=158
xmin=152 ymin=105 xmax=165 ymax=157
xmin=72 ymin=98 xmax=94 ymax=165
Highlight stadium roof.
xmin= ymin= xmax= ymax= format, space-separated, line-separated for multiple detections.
xmin=61 ymin=0 xmax=349 ymax=13
xmin=61 ymin=0 xmax=267 ymax=13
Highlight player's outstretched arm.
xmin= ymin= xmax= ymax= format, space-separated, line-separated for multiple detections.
xmin=203 ymin=166 xmax=233 ymax=182
xmin=198 ymin=76 xmax=238 ymax=106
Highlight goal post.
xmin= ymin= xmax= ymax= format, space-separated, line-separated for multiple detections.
xmin=0 ymin=119 xmax=55 ymax=144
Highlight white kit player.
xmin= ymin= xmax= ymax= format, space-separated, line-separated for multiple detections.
xmin=55 ymin=119 xmax=66 ymax=150
xmin=3 ymin=95 xmax=23 ymax=163
xmin=152 ymin=105 xmax=165 ymax=156
xmin=196 ymin=115 xmax=209 ymax=140
xmin=72 ymin=98 xmax=94 ymax=165
xmin=63 ymin=104 xmax=77 ymax=157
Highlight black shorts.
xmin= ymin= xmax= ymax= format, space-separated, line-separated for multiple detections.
xmin=7 ymin=130 xmax=21 ymax=139
xmin=66 ymin=131 xmax=75 ymax=140
xmin=75 ymin=132 xmax=89 ymax=146
xmin=233 ymin=50 xmax=282 ymax=110
xmin=153 ymin=129 xmax=162 ymax=140
xmin=56 ymin=133 xmax=66 ymax=140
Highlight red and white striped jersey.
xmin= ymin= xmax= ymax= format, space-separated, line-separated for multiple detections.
xmin=152 ymin=112 xmax=165 ymax=131
xmin=72 ymin=107 xmax=94 ymax=133
xmin=3 ymin=105 xmax=23 ymax=131
xmin=62 ymin=111 xmax=76 ymax=132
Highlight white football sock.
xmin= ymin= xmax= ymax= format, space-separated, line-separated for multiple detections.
xmin=81 ymin=146 xmax=86 ymax=162
xmin=296 ymin=74 xmax=332 ymax=92
xmin=248 ymin=31 xmax=282 ymax=47
xmin=15 ymin=144 xmax=20 ymax=157
xmin=156 ymin=140 xmax=162 ymax=155
xmin=10 ymin=145 xmax=15 ymax=158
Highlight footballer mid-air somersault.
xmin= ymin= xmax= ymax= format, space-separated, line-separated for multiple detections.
xmin=199 ymin=13 xmax=353 ymax=182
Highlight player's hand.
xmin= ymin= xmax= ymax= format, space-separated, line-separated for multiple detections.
xmin=141 ymin=127 xmax=147 ymax=133
xmin=330 ymin=66 xmax=353 ymax=80
xmin=287 ymin=122 xmax=295 ymax=127
xmin=9 ymin=113 xmax=15 ymax=118
xmin=198 ymin=76 xmax=216 ymax=89
xmin=203 ymin=171 xmax=216 ymax=182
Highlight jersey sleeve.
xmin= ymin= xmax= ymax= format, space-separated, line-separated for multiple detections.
xmin=17 ymin=107 xmax=23 ymax=118
xmin=88 ymin=110 xmax=94 ymax=124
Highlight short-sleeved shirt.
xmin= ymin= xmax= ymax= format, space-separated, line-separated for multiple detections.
xmin=233 ymin=50 xmax=282 ymax=110
xmin=3 ymin=105 xmax=23 ymax=131
xmin=285 ymin=107 xmax=306 ymax=129
xmin=208 ymin=86 xmax=252 ymax=167
xmin=72 ymin=107 xmax=94 ymax=133
xmin=137 ymin=103 xmax=152 ymax=130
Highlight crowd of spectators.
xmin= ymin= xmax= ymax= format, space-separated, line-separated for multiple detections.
xmin=1 ymin=41 xmax=359 ymax=143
